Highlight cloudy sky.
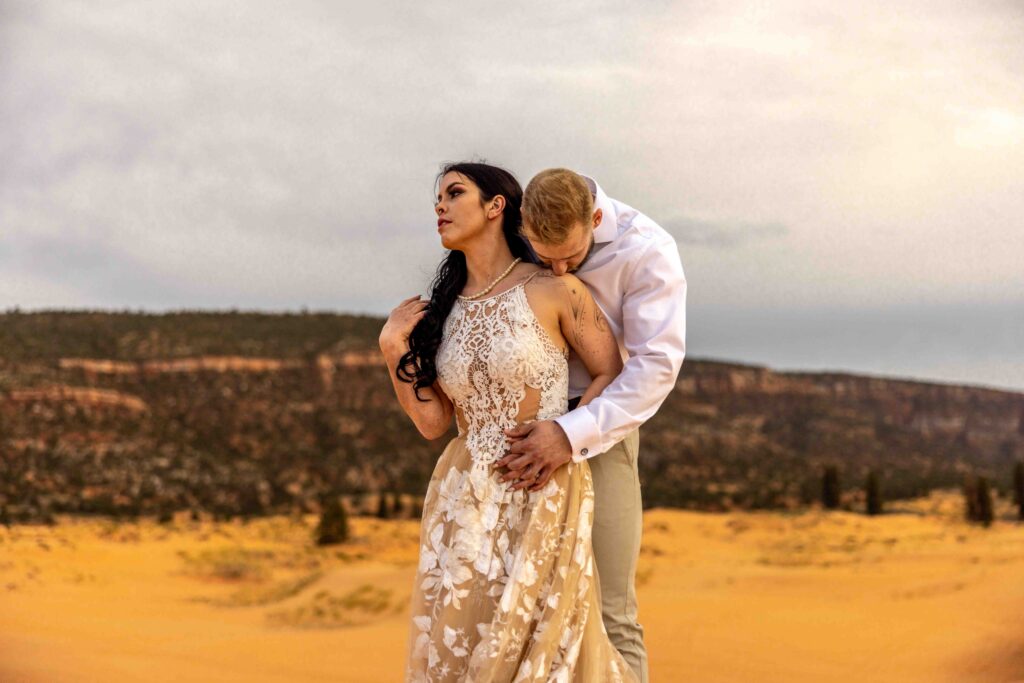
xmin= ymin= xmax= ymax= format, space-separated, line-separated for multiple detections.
xmin=2 ymin=0 xmax=1022 ymax=390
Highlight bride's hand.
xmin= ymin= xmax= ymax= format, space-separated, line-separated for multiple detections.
xmin=379 ymin=295 xmax=429 ymax=354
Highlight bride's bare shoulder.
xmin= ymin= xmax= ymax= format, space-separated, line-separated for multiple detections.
xmin=523 ymin=268 xmax=587 ymax=313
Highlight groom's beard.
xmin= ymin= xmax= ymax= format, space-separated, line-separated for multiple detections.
xmin=568 ymin=234 xmax=596 ymax=273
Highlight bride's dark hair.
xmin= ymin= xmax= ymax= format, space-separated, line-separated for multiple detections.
xmin=397 ymin=161 xmax=534 ymax=401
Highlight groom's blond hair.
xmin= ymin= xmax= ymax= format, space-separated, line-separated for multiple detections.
xmin=522 ymin=168 xmax=594 ymax=245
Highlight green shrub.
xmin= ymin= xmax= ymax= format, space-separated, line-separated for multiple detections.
xmin=822 ymin=465 xmax=840 ymax=510
xmin=315 ymin=495 xmax=349 ymax=545
xmin=865 ymin=469 xmax=883 ymax=516
xmin=1013 ymin=460 xmax=1024 ymax=521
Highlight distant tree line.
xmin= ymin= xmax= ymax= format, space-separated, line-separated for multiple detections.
xmin=3 ymin=311 xmax=1023 ymax=526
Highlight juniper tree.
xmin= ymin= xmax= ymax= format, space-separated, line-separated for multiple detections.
xmin=975 ymin=476 xmax=994 ymax=528
xmin=392 ymin=495 xmax=407 ymax=519
xmin=822 ymin=465 xmax=841 ymax=510
xmin=1014 ymin=460 xmax=1024 ymax=521
xmin=963 ymin=474 xmax=980 ymax=522
xmin=865 ymin=469 xmax=883 ymax=516
xmin=315 ymin=494 xmax=349 ymax=545
xmin=157 ymin=504 xmax=174 ymax=525
xmin=376 ymin=493 xmax=392 ymax=520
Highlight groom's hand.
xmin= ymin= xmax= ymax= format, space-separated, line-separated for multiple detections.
xmin=494 ymin=420 xmax=572 ymax=492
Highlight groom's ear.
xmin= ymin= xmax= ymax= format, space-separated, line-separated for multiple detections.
xmin=592 ymin=208 xmax=602 ymax=230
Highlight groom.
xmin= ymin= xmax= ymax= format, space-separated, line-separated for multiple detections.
xmin=494 ymin=168 xmax=687 ymax=683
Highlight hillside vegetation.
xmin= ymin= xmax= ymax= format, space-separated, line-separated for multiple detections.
xmin=2 ymin=310 xmax=1022 ymax=523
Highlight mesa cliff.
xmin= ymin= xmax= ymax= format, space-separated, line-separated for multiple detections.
xmin=1 ymin=310 xmax=1021 ymax=523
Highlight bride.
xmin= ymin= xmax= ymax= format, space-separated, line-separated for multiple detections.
xmin=380 ymin=161 xmax=636 ymax=682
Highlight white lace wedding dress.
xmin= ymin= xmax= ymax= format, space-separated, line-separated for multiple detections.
xmin=404 ymin=272 xmax=636 ymax=682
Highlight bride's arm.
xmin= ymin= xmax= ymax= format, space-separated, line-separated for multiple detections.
xmin=379 ymin=295 xmax=454 ymax=440
xmin=498 ymin=272 xmax=621 ymax=490
xmin=528 ymin=270 xmax=622 ymax=403
xmin=524 ymin=271 xmax=623 ymax=403
xmin=552 ymin=273 xmax=623 ymax=405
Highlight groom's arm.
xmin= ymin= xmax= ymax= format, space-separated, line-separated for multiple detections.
xmin=554 ymin=235 xmax=687 ymax=462
xmin=496 ymin=234 xmax=686 ymax=490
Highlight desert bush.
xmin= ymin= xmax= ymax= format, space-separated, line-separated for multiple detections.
xmin=265 ymin=584 xmax=393 ymax=628
xmin=178 ymin=546 xmax=274 ymax=581
xmin=865 ymin=469 xmax=883 ymax=516
xmin=963 ymin=474 xmax=979 ymax=522
xmin=315 ymin=494 xmax=349 ymax=545
xmin=157 ymin=504 xmax=174 ymax=525
xmin=964 ymin=474 xmax=994 ymax=527
xmin=1013 ymin=460 xmax=1024 ymax=521
xmin=975 ymin=476 xmax=994 ymax=527
xmin=822 ymin=464 xmax=840 ymax=510
xmin=214 ymin=570 xmax=324 ymax=607
xmin=376 ymin=493 xmax=392 ymax=520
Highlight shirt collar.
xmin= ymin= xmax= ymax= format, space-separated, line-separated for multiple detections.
xmin=579 ymin=174 xmax=618 ymax=244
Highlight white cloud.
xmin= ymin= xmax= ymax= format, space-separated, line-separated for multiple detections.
xmin=950 ymin=106 xmax=1024 ymax=149
xmin=1 ymin=0 xmax=1023 ymax=385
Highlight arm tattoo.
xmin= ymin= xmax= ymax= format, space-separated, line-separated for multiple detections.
xmin=566 ymin=283 xmax=587 ymax=351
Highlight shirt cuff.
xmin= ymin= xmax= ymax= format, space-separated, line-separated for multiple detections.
xmin=554 ymin=407 xmax=602 ymax=463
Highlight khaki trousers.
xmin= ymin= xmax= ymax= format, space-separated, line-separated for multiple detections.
xmin=588 ymin=428 xmax=648 ymax=683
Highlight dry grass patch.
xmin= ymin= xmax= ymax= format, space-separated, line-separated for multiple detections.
xmin=175 ymin=546 xmax=275 ymax=582
xmin=208 ymin=570 xmax=325 ymax=607
xmin=266 ymin=584 xmax=398 ymax=628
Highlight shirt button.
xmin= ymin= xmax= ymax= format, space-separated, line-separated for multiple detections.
xmin=580 ymin=448 xmax=589 ymax=456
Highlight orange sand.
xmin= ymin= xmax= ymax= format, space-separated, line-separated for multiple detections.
xmin=1 ymin=492 xmax=1023 ymax=682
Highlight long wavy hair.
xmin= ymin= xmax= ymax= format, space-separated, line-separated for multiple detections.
xmin=397 ymin=161 xmax=535 ymax=401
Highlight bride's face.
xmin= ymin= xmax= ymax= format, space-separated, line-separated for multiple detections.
xmin=434 ymin=172 xmax=492 ymax=250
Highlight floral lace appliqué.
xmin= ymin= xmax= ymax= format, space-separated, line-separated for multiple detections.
xmin=435 ymin=281 xmax=568 ymax=469
xmin=406 ymin=275 xmax=635 ymax=683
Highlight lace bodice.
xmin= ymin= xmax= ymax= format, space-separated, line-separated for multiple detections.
xmin=436 ymin=274 xmax=569 ymax=468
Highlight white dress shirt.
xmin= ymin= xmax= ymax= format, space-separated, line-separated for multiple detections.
xmin=553 ymin=175 xmax=687 ymax=463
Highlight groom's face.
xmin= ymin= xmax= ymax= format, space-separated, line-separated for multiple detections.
xmin=522 ymin=210 xmax=600 ymax=276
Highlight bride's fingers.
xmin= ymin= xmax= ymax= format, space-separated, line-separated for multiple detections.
xmin=400 ymin=303 xmax=428 ymax=317
xmin=505 ymin=440 xmax=530 ymax=456
xmin=390 ymin=296 xmax=420 ymax=314
xmin=398 ymin=297 xmax=425 ymax=309
xmin=492 ymin=455 xmax=511 ymax=469
xmin=391 ymin=301 xmax=429 ymax=328
xmin=499 ymin=454 xmax=538 ymax=482
xmin=510 ymin=466 xmax=537 ymax=491
xmin=493 ymin=447 xmax=526 ymax=469
xmin=504 ymin=422 xmax=535 ymax=438
xmin=527 ymin=467 xmax=550 ymax=492
xmin=499 ymin=460 xmax=533 ymax=482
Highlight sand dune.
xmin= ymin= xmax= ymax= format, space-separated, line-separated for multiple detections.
xmin=1 ymin=492 xmax=1022 ymax=682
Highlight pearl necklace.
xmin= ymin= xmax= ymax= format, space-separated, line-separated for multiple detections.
xmin=458 ymin=257 xmax=522 ymax=301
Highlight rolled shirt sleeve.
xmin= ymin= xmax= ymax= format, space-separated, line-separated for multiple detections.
xmin=554 ymin=235 xmax=687 ymax=462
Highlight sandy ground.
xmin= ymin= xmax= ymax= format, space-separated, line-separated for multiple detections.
xmin=2 ymin=491 xmax=1023 ymax=683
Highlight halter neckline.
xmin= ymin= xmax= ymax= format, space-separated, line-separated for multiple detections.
xmin=456 ymin=271 xmax=541 ymax=304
